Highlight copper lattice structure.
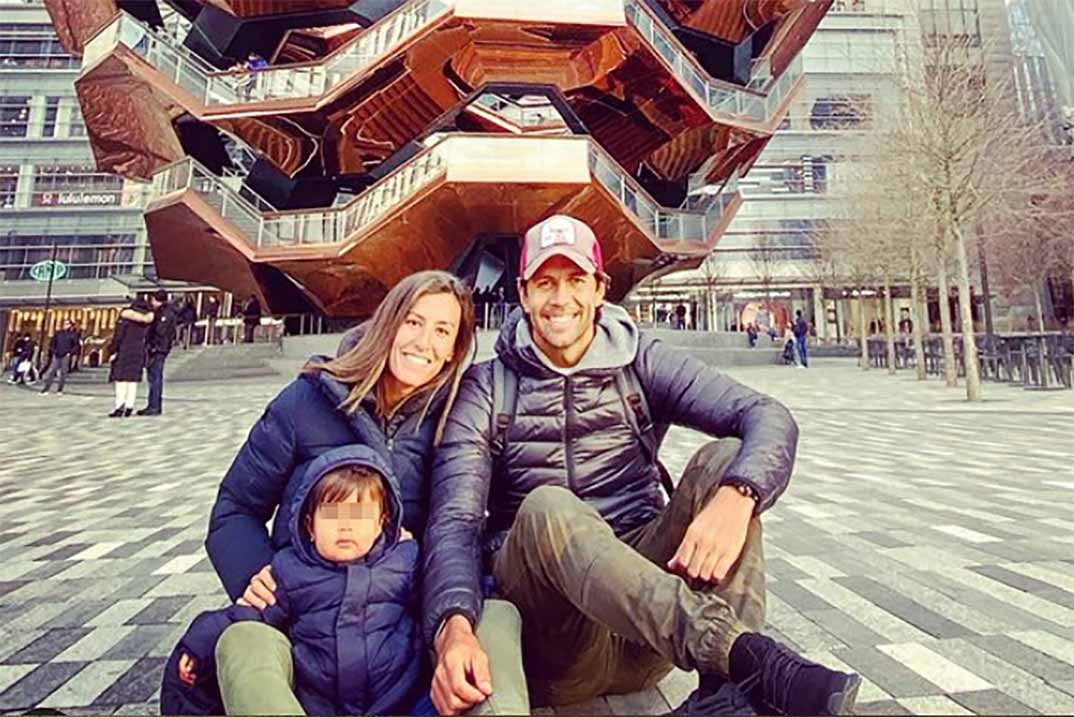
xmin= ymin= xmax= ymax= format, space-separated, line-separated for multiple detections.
xmin=45 ymin=0 xmax=830 ymax=316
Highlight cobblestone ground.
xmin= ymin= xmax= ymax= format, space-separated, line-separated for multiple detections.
xmin=0 ymin=359 xmax=1072 ymax=715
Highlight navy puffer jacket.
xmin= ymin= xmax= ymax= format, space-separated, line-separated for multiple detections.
xmin=206 ymin=362 xmax=443 ymax=602
xmin=422 ymin=305 xmax=799 ymax=643
xmin=162 ymin=445 xmax=426 ymax=715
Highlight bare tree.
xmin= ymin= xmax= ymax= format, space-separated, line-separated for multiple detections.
xmin=841 ymin=30 xmax=1063 ymax=400
xmin=697 ymin=254 xmax=729 ymax=331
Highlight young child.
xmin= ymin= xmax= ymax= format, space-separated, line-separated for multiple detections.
xmin=160 ymin=445 xmax=429 ymax=715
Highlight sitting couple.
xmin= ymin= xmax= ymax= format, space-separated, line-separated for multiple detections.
xmin=160 ymin=216 xmax=861 ymax=716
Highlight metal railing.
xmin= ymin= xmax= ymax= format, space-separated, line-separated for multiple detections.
xmin=589 ymin=141 xmax=739 ymax=244
xmin=85 ymin=1 xmax=801 ymax=126
xmin=624 ymin=0 xmax=803 ymax=126
xmin=149 ymin=142 xmax=447 ymax=248
xmin=471 ymin=94 xmax=565 ymax=128
xmin=149 ymin=134 xmax=741 ymax=250
xmin=82 ymin=0 xmax=451 ymax=106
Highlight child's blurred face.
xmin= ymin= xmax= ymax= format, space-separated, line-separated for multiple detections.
xmin=308 ymin=488 xmax=385 ymax=562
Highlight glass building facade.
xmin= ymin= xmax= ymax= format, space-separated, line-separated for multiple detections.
xmin=0 ymin=0 xmax=156 ymax=361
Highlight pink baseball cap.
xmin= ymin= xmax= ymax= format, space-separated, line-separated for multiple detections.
xmin=519 ymin=215 xmax=605 ymax=281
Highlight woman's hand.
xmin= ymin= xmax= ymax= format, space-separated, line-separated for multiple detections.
xmin=178 ymin=653 xmax=197 ymax=686
xmin=236 ymin=564 xmax=276 ymax=609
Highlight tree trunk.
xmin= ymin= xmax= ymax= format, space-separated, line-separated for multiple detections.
xmin=857 ymin=293 xmax=869 ymax=370
xmin=911 ymin=271 xmax=927 ymax=380
xmin=951 ymin=221 xmax=982 ymax=401
xmin=884 ymin=275 xmax=897 ymax=374
xmin=936 ymin=263 xmax=958 ymax=386
xmin=1034 ymin=287 xmax=1046 ymax=333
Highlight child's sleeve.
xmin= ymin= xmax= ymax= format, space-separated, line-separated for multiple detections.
xmin=177 ymin=604 xmax=261 ymax=680
xmin=258 ymin=566 xmax=293 ymax=631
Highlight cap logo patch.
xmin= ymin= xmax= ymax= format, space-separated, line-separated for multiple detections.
xmin=540 ymin=218 xmax=576 ymax=248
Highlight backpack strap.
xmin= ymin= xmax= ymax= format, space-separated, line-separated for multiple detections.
xmin=615 ymin=364 xmax=676 ymax=499
xmin=490 ymin=357 xmax=517 ymax=459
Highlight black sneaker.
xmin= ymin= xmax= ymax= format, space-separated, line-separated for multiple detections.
xmin=666 ymin=676 xmax=756 ymax=715
xmin=734 ymin=635 xmax=861 ymax=715
xmin=136 ymin=407 xmax=161 ymax=416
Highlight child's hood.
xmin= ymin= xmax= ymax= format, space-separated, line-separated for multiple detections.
xmin=287 ymin=444 xmax=405 ymax=569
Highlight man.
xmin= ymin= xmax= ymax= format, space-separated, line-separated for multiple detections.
xmin=139 ymin=289 xmax=177 ymax=416
xmin=39 ymin=320 xmax=80 ymax=395
xmin=178 ymin=298 xmax=197 ymax=350
xmin=241 ymin=295 xmax=262 ymax=343
xmin=424 ymin=216 xmax=860 ymax=716
xmin=793 ymin=310 xmax=810 ymax=369
xmin=204 ymin=296 xmax=220 ymax=346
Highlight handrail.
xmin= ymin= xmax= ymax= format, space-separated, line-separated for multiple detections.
xmin=149 ymin=134 xmax=741 ymax=250
xmin=471 ymin=94 xmax=565 ymax=128
xmin=86 ymin=1 xmax=799 ymax=128
xmin=623 ymin=0 xmax=804 ymax=126
xmin=84 ymin=0 xmax=452 ymax=106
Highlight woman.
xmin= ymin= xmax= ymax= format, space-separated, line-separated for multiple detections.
xmin=108 ymin=297 xmax=154 ymax=417
xmin=204 ymin=271 xmax=528 ymax=715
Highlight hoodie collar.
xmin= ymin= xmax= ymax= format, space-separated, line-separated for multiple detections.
xmin=287 ymin=445 xmax=404 ymax=570
xmin=496 ymin=304 xmax=639 ymax=377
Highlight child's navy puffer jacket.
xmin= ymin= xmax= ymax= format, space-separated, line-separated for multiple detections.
xmin=160 ymin=445 xmax=426 ymax=716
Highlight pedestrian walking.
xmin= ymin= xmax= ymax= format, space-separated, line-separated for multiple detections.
xmin=138 ymin=289 xmax=177 ymax=416
xmin=39 ymin=319 xmax=80 ymax=394
xmin=203 ymin=296 xmax=220 ymax=346
xmin=178 ymin=298 xmax=197 ymax=350
xmin=794 ymin=310 xmax=810 ymax=368
xmin=108 ymin=297 xmax=154 ymax=417
xmin=242 ymin=295 xmax=262 ymax=343
xmin=68 ymin=322 xmax=84 ymax=372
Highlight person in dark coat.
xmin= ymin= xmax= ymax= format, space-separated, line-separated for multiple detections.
xmin=8 ymin=332 xmax=33 ymax=384
xmin=793 ymin=310 xmax=810 ymax=368
xmin=202 ymin=271 xmax=528 ymax=715
xmin=241 ymin=295 xmax=262 ymax=344
xmin=423 ymin=215 xmax=860 ymax=716
xmin=138 ymin=289 xmax=177 ymax=416
xmin=161 ymin=445 xmax=430 ymax=716
xmin=39 ymin=319 xmax=81 ymax=394
xmin=178 ymin=299 xmax=197 ymax=350
xmin=203 ymin=296 xmax=220 ymax=346
xmin=108 ymin=297 xmax=154 ymax=417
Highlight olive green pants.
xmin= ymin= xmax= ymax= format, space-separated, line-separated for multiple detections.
xmin=216 ymin=599 xmax=529 ymax=715
xmin=493 ymin=439 xmax=767 ymax=706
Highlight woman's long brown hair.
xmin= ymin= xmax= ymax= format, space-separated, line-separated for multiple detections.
xmin=306 ymin=271 xmax=476 ymax=444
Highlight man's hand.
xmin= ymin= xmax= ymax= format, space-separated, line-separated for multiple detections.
xmin=236 ymin=564 xmax=276 ymax=609
xmin=178 ymin=653 xmax=197 ymax=686
xmin=667 ymin=485 xmax=754 ymax=584
xmin=432 ymin=614 xmax=493 ymax=715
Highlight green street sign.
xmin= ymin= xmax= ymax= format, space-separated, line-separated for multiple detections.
xmin=29 ymin=260 xmax=68 ymax=282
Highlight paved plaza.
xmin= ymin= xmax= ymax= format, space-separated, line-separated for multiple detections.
xmin=0 ymin=358 xmax=1072 ymax=715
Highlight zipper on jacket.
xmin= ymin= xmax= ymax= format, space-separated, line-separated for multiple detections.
xmin=384 ymin=412 xmax=407 ymax=453
xmin=564 ymin=376 xmax=576 ymax=491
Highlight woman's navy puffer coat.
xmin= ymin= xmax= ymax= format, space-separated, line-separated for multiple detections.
xmin=205 ymin=362 xmax=442 ymax=601
xmin=162 ymin=445 xmax=426 ymax=715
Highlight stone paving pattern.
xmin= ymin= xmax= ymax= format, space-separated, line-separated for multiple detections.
xmin=0 ymin=358 xmax=1072 ymax=715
